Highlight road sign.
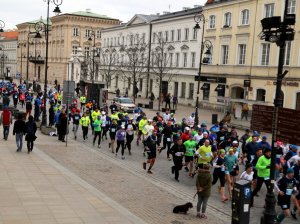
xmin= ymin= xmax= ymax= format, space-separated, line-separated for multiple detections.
xmin=251 ymin=104 xmax=300 ymax=145
xmin=62 ymin=81 xmax=75 ymax=105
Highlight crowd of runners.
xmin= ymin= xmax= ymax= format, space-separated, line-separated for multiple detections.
xmin=1 ymin=80 xmax=300 ymax=223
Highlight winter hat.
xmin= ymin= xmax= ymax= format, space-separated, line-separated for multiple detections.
xmin=287 ymin=168 xmax=294 ymax=174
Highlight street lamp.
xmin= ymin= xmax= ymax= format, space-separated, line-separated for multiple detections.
xmin=88 ymin=30 xmax=100 ymax=83
xmin=41 ymin=0 xmax=63 ymax=127
xmin=17 ymin=42 xmax=26 ymax=83
xmin=0 ymin=46 xmax=8 ymax=81
xmin=0 ymin=20 xmax=5 ymax=32
xmin=259 ymin=0 xmax=295 ymax=223
xmin=193 ymin=12 xmax=213 ymax=129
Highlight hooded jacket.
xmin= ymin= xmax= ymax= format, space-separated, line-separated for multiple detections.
xmin=256 ymin=154 xmax=271 ymax=178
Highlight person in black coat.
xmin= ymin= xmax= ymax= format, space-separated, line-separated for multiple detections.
xmin=13 ymin=113 xmax=26 ymax=152
xmin=25 ymin=115 xmax=37 ymax=153
xmin=59 ymin=111 xmax=68 ymax=142
xmin=170 ymin=139 xmax=186 ymax=182
xmin=49 ymin=103 xmax=55 ymax=127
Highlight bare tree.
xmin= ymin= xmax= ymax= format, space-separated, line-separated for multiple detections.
xmin=120 ymin=33 xmax=148 ymax=103
xmin=100 ymin=47 xmax=118 ymax=89
xmin=151 ymin=34 xmax=176 ymax=111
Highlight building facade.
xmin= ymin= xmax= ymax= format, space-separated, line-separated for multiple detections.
xmin=0 ymin=31 xmax=18 ymax=80
xmin=100 ymin=6 xmax=203 ymax=105
xmin=16 ymin=9 xmax=120 ymax=85
xmin=202 ymin=0 xmax=300 ymax=110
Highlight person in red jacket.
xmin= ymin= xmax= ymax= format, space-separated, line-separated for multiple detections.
xmin=180 ymin=127 xmax=191 ymax=143
xmin=0 ymin=107 xmax=13 ymax=140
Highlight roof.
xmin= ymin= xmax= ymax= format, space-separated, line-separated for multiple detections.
xmin=66 ymin=10 xmax=119 ymax=21
xmin=152 ymin=6 xmax=202 ymax=22
xmin=28 ymin=18 xmax=51 ymax=25
xmin=205 ymin=0 xmax=235 ymax=6
xmin=136 ymin=14 xmax=160 ymax=23
xmin=0 ymin=31 xmax=18 ymax=40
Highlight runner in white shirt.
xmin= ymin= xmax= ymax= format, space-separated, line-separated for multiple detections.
xmin=187 ymin=113 xmax=195 ymax=128
xmin=144 ymin=119 xmax=154 ymax=138
xmin=240 ymin=164 xmax=254 ymax=183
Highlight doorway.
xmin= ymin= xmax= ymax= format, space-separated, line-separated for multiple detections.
xmin=231 ymin=86 xmax=244 ymax=99
xmin=296 ymin=92 xmax=300 ymax=110
xmin=162 ymin=81 xmax=168 ymax=95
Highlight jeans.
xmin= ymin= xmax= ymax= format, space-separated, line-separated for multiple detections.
xmin=197 ymin=195 xmax=209 ymax=213
xmin=15 ymin=133 xmax=23 ymax=150
xmin=3 ymin=126 xmax=9 ymax=139
xmin=73 ymin=124 xmax=79 ymax=138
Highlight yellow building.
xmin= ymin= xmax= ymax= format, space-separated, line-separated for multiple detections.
xmin=16 ymin=9 xmax=120 ymax=85
xmin=201 ymin=0 xmax=299 ymax=110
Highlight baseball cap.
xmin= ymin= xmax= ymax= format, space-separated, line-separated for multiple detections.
xmin=262 ymin=136 xmax=267 ymax=140
xmin=232 ymin=140 xmax=238 ymax=144
xmin=220 ymin=149 xmax=225 ymax=154
xmin=228 ymin=148 xmax=234 ymax=152
xmin=101 ymin=111 xmax=106 ymax=115
xmin=185 ymin=127 xmax=190 ymax=131
xmin=121 ymin=125 xmax=125 ymax=129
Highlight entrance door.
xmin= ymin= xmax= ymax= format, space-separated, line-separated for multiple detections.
xmin=174 ymin=82 xmax=178 ymax=96
xmin=38 ymin=66 xmax=41 ymax=81
xmin=296 ymin=92 xmax=300 ymax=110
xmin=231 ymin=86 xmax=244 ymax=99
xmin=162 ymin=81 xmax=168 ymax=95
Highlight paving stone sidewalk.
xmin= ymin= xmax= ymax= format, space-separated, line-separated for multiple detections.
xmin=0 ymin=137 xmax=145 ymax=224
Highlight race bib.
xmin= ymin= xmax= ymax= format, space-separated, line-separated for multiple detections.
xmin=220 ymin=137 xmax=224 ymax=141
xmin=276 ymin=154 xmax=281 ymax=159
xmin=250 ymin=155 xmax=255 ymax=161
xmin=111 ymin=128 xmax=115 ymax=132
xmin=167 ymin=138 xmax=171 ymax=142
xmin=225 ymin=171 xmax=229 ymax=175
xmin=175 ymin=152 xmax=183 ymax=156
xmin=221 ymin=167 xmax=225 ymax=172
xmin=286 ymin=189 xmax=293 ymax=196
xmin=264 ymin=177 xmax=270 ymax=181
xmin=122 ymin=122 xmax=125 ymax=126
xmin=282 ymin=205 xmax=288 ymax=209
xmin=75 ymin=117 xmax=79 ymax=120
xmin=206 ymin=152 xmax=212 ymax=157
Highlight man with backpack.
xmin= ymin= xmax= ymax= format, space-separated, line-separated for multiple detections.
xmin=0 ymin=107 xmax=13 ymax=140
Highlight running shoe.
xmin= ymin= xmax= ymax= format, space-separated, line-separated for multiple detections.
xmin=143 ymin=162 xmax=146 ymax=170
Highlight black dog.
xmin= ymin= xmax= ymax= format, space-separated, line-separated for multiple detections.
xmin=173 ymin=202 xmax=193 ymax=214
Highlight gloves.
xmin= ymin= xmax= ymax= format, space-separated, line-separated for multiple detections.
xmin=266 ymin=165 xmax=271 ymax=169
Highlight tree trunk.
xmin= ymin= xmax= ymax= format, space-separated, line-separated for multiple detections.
xmin=133 ymin=75 xmax=136 ymax=104
xmin=158 ymin=75 xmax=162 ymax=111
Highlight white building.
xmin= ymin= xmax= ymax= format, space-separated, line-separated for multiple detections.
xmin=100 ymin=6 xmax=203 ymax=105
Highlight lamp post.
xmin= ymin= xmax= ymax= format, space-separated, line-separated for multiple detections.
xmin=193 ymin=12 xmax=213 ymax=128
xmin=259 ymin=0 xmax=295 ymax=223
xmin=88 ymin=30 xmax=100 ymax=84
xmin=0 ymin=46 xmax=8 ymax=81
xmin=17 ymin=42 xmax=26 ymax=84
xmin=0 ymin=20 xmax=5 ymax=32
xmin=41 ymin=0 xmax=62 ymax=127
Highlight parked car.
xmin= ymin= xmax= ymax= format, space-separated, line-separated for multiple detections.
xmin=112 ymin=97 xmax=136 ymax=113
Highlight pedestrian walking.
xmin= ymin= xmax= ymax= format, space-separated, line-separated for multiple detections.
xmin=25 ymin=115 xmax=37 ymax=153
xmin=59 ymin=111 xmax=68 ymax=142
xmin=25 ymin=99 xmax=32 ymax=119
xmin=0 ymin=107 xmax=12 ymax=140
xmin=172 ymin=95 xmax=178 ymax=110
xmin=13 ymin=113 xmax=26 ymax=152
xmin=196 ymin=164 xmax=212 ymax=219
xmin=164 ymin=93 xmax=171 ymax=109
xmin=170 ymin=139 xmax=186 ymax=182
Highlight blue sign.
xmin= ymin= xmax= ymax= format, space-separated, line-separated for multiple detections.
xmin=244 ymin=187 xmax=251 ymax=198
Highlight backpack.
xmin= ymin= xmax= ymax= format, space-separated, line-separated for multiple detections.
xmin=27 ymin=122 xmax=35 ymax=135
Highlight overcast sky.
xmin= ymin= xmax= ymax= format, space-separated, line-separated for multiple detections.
xmin=2 ymin=0 xmax=206 ymax=29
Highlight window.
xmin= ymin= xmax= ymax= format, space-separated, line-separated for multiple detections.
xmin=256 ymin=89 xmax=266 ymax=102
xmin=85 ymin=29 xmax=91 ymax=38
xmin=169 ymin=53 xmax=173 ymax=67
xmin=241 ymin=9 xmax=249 ymax=25
xmin=260 ymin=43 xmax=270 ymax=65
xmin=183 ymin=53 xmax=187 ymax=67
xmin=193 ymin=29 xmax=197 ymax=40
xmin=209 ymin=15 xmax=216 ymax=29
xmin=177 ymin=29 xmax=181 ymax=41
xmin=72 ymin=46 xmax=78 ymax=54
xmin=284 ymin=41 xmax=291 ymax=65
xmin=96 ymin=30 xmax=101 ymax=38
xmin=264 ymin=3 xmax=274 ymax=18
xmin=238 ymin=44 xmax=246 ymax=65
xmin=191 ymin=52 xmax=196 ymax=67
xmin=221 ymin=45 xmax=229 ymax=64
xmin=189 ymin=83 xmax=194 ymax=99
xmin=287 ymin=0 xmax=296 ymax=14
xmin=202 ymin=84 xmax=210 ymax=101
xmin=115 ymin=76 xmax=119 ymax=88
xmin=181 ymin=82 xmax=186 ymax=98
xmin=139 ymin=78 xmax=143 ymax=91
xmin=184 ymin=28 xmax=189 ymax=40
xmin=165 ymin=31 xmax=169 ymax=42
xmin=171 ymin=30 xmax=175 ymax=41
xmin=175 ymin=53 xmax=180 ymax=67
xmin=153 ymin=33 xmax=156 ymax=43
xmin=84 ymin=47 xmax=90 ymax=58
xmin=174 ymin=82 xmax=178 ymax=96
xmin=224 ymin=12 xmax=232 ymax=27
xmin=72 ymin=27 xmax=79 ymax=36
xmin=122 ymin=36 xmax=125 ymax=45
xmin=296 ymin=92 xmax=300 ymax=110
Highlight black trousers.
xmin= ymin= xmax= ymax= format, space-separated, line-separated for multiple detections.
xmin=116 ymin=140 xmax=125 ymax=155
xmin=173 ymin=157 xmax=183 ymax=180
xmin=27 ymin=140 xmax=34 ymax=151
xmin=102 ymin=127 xmax=108 ymax=138
xmin=126 ymin=134 xmax=134 ymax=151
xmin=251 ymin=176 xmax=271 ymax=205
xmin=165 ymin=101 xmax=171 ymax=109
xmin=82 ymin=126 xmax=88 ymax=140
xmin=161 ymin=138 xmax=172 ymax=158
xmin=93 ymin=131 xmax=102 ymax=145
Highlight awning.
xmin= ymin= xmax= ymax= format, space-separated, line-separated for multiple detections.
xmin=201 ymin=83 xmax=210 ymax=90
xmin=215 ymin=84 xmax=225 ymax=91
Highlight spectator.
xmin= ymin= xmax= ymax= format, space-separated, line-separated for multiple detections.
xmin=172 ymin=95 xmax=178 ymax=110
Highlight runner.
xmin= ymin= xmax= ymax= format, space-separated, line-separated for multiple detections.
xmin=143 ymin=130 xmax=159 ymax=174
xmin=137 ymin=115 xmax=147 ymax=146
xmin=183 ymin=134 xmax=197 ymax=177
xmin=92 ymin=115 xmax=102 ymax=148
xmin=115 ymin=125 xmax=126 ymax=159
xmin=72 ymin=109 xmax=81 ymax=140
xmin=170 ymin=139 xmax=186 ymax=182
xmin=212 ymin=149 xmax=228 ymax=202
xmin=79 ymin=112 xmax=90 ymax=141
xmin=160 ymin=121 xmax=173 ymax=160
xmin=224 ymin=148 xmax=239 ymax=200
xmin=108 ymin=119 xmax=118 ymax=153
xmin=125 ymin=118 xmax=135 ymax=155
